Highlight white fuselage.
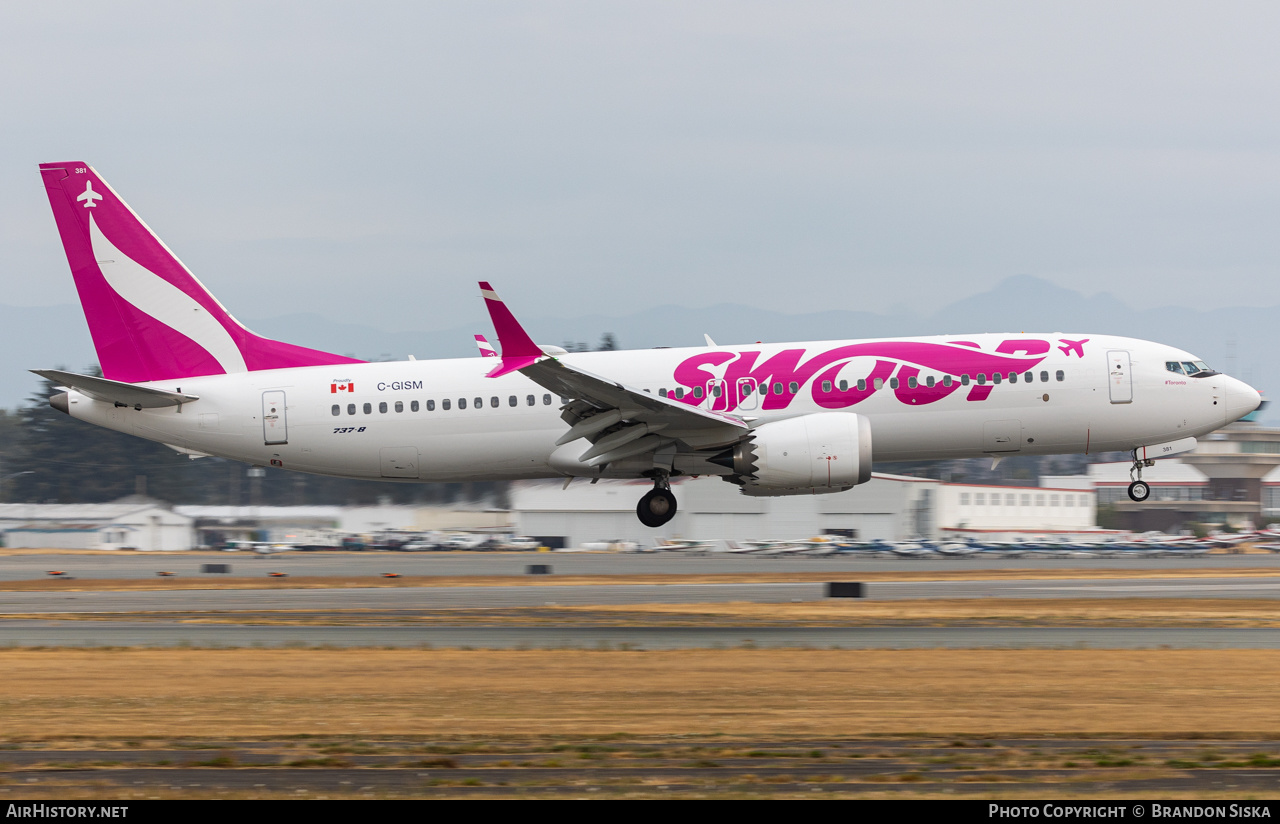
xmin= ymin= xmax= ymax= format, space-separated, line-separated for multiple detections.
xmin=60 ymin=333 xmax=1255 ymax=483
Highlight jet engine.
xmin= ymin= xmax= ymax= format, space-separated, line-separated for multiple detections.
xmin=710 ymin=412 xmax=872 ymax=496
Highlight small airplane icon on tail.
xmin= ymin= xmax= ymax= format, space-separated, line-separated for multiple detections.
xmin=77 ymin=181 xmax=103 ymax=208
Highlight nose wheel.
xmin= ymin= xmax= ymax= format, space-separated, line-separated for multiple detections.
xmin=637 ymin=476 xmax=678 ymax=528
xmin=1128 ymin=449 xmax=1154 ymax=502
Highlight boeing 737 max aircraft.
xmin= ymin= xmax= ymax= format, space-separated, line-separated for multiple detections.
xmin=34 ymin=162 xmax=1262 ymax=526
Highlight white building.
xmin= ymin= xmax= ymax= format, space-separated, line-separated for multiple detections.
xmin=935 ymin=483 xmax=1100 ymax=541
xmin=511 ymin=473 xmax=1099 ymax=547
xmin=0 ymin=502 xmax=195 ymax=551
xmin=173 ymin=504 xmax=514 ymax=547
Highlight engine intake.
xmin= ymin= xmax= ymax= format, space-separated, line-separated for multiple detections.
xmin=711 ymin=412 xmax=872 ymax=495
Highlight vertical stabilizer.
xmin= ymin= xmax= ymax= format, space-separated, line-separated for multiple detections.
xmin=39 ymin=162 xmax=363 ymax=383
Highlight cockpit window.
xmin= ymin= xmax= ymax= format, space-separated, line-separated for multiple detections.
xmin=1170 ymin=360 xmax=1218 ymax=378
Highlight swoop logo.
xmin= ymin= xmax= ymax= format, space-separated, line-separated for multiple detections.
xmin=331 ymin=380 xmax=355 ymax=393
xmin=672 ymin=338 xmax=1059 ymax=412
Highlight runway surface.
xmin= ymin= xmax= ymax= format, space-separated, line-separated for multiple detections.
xmin=2 ymin=621 xmax=1277 ymax=649
xmin=4 ymin=550 xmax=1280 ymax=581
xmin=5 ymin=552 xmax=1280 ymax=649
xmin=3 ymin=577 xmax=1280 ymax=614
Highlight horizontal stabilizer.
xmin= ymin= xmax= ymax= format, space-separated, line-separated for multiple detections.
xmin=32 ymin=369 xmax=198 ymax=408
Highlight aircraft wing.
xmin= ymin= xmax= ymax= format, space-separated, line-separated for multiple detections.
xmin=479 ymin=283 xmax=747 ymax=467
xmin=32 ymin=369 xmax=199 ymax=408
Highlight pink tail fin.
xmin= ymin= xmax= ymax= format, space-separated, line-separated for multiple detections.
xmin=39 ymin=162 xmax=362 ymax=383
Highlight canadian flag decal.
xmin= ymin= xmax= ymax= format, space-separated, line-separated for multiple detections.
xmin=331 ymin=381 xmax=354 ymax=393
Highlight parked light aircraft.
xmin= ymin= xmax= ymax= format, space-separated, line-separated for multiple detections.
xmin=34 ymin=163 xmax=1263 ymax=527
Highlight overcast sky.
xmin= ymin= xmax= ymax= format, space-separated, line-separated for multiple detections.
xmin=3 ymin=2 xmax=1280 ymax=333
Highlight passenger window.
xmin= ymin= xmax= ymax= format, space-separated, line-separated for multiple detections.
xmin=857 ymin=379 xmax=866 ymax=391
xmin=331 ymin=405 xmax=340 ymax=416
xmin=976 ymin=374 xmax=987 ymax=385
xmin=838 ymin=380 xmax=848 ymax=391
xmin=889 ymin=377 xmax=899 ymax=389
xmin=659 ymin=388 xmax=668 ymax=398
xmin=926 ymin=376 xmax=935 ymax=388
xmin=961 ymin=375 xmax=970 ymax=385
xmin=873 ymin=378 xmax=884 ymax=390
xmin=458 ymin=398 xmax=467 ymax=410
xmin=675 ymin=387 xmax=685 ymax=399
xmin=712 ymin=384 xmax=723 ymax=398
xmin=992 ymin=373 xmax=1001 ymax=384
xmin=490 ymin=396 xmax=499 ymax=408
xmin=788 ymin=382 xmax=799 ymax=394
xmin=379 ymin=401 xmax=388 ymax=413
xmin=363 ymin=403 xmax=372 ymax=414
xmin=442 ymin=399 xmax=451 ymax=410
xmin=942 ymin=376 xmax=952 ymax=387
xmin=693 ymin=387 xmax=704 ymax=399
xmin=347 ymin=404 xmax=356 ymax=415
xmin=395 ymin=401 xmax=403 ymax=412
xmin=1056 ymin=370 xmax=1064 ymax=382
xmin=773 ymin=382 xmax=784 ymax=394
xmin=822 ymin=380 xmax=832 ymax=392
xmin=543 ymin=394 xmax=552 ymax=405
xmin=527 ymin=395 xmax=535 ymax=406
xmin=416 ymin=400 xmax=424 ymax=412
xmin=1008 ymin=372 xmax=1017 ymax=384
xmin=1024 ymin=372 xmax=1033 ymax=382
xmin=509 ymin=395 xmax=517 ymax=407
xmin=907 ymin=376 xmax=918 ymax=388
xmin=1040 ymin=371 xmax=1049 ymax=382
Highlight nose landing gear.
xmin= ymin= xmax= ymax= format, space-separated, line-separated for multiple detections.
xmin=1128 ymin=450 xmax=1154 ymax=502
xmin=637 ymin=473 xmax=678 ymax=527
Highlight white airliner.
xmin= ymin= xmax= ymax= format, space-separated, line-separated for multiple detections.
xmin=35 ymin=163 xmax=1262 ymax=527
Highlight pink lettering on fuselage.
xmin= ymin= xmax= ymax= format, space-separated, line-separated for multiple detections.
xmin=672 ymin=339 xmax=1051 ymax=412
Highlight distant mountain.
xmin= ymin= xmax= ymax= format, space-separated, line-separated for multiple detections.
xmin=5 ymin=275 xmax=1273 ymax=422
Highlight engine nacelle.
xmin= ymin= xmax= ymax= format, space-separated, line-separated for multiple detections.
xmin=714 ymin=412 xmax=872 ymax=495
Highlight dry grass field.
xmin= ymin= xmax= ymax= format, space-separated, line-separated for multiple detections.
xmin=3 ymin=648 xmax=1280 ymax=741
xmin=10 ymin=597 xmax=1280 ymax=628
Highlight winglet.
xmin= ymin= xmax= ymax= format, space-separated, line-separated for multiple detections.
xmin=479 ymin=282 xmax=544 ymax=377
xmin=474 ymin=334 xmax=499 ymax=358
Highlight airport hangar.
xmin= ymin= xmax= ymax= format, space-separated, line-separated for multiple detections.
xmin=509 ymin=473 xmax=1099 ymax=547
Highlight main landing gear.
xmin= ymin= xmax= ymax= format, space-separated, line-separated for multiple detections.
xmin=637 ymin=473 xmax=678 ymax=528
xmin=1128 ymin=449 xmax=1153 ymax=502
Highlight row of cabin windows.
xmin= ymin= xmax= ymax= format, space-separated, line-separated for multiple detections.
xmin=959 ymin=492 xmax=1090 ymax=508
xmin=655 ymin=370 xmax=1066 ymax=398
xmin=332 ymin=394 xmax=555 ymax=416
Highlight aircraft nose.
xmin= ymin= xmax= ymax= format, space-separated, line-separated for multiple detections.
xmin=1224 ymin=377 xmax=1262 ymax=422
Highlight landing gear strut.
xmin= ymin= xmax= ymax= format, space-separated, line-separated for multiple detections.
xmin=1128 ymin=449 xmax=1153 ymax=502
xmin=637 ymin=473 xmax=678 ymax=528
